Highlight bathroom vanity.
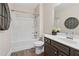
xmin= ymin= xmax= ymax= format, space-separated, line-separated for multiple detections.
xmin=44 ymin=34 xmax=79 ymax=56
xmin=44 ymin=3 xmax=79 ymax=56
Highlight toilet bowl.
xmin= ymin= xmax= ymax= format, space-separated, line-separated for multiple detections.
xmin=34 ymin=41 xmax=44 ymax=54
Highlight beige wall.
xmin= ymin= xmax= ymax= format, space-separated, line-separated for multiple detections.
xmin=39 ymin=4 xmax=43 ymax=37
xmin=0 ymin=4 xmax=11 ymax=56
xmin=33 ymin=3 xmax=55 ymax=37
xmin=0 ymin=30 xmax=11 ymax=56
xmin=42 ymin=3 xmax=57 ymax=34
xmin=55 ymin=4 xmax=79 ymax=35
xmin=9 ymin=3 xmax=38 ymax=14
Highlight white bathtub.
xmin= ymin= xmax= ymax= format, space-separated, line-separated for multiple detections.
xmin=11 ymin=39 xmax=39 ymax=52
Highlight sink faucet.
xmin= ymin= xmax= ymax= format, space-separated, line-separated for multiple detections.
xmin=66 ymin=36 xmax=73 ymax=40
xmin=66 ymin=32 xmax=73 ymax=40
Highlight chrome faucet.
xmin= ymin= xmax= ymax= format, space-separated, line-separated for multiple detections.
xmin=66 ymin=32 xmax=73 ymax=40
xmin=66 ymin=36 xmax=73 ymax=40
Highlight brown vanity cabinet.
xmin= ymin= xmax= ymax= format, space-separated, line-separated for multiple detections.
xmin=44 ymin=37 xmax=57 ymax=56
xmin=51 ymin=40 xmax=69 ymax=55
xmin=44 ymin=37 xmax=51 ymax=44
xmin=44 ymin=43 xmax=57 ymax=56
xmin=44 ymin=37 xmax=79 ymax=56
xmin=44 ymin=43 xmax=50 ymax=56
xmin=58 ymin=50 xmax=68 ymax=56
xmin=70 ymin=48 xmax=79 ymax=56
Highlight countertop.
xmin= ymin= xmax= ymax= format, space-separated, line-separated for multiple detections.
xmin=44 ymin=34 xmax=79 ymax=50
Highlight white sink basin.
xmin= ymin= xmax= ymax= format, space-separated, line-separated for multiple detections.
xmin=56 ymin=35 xmax=77 ymax=44
xmin=57 ymin=35 xmax=66 ymax=39
xmin=45 ymin=34 xmax=79 ymax=50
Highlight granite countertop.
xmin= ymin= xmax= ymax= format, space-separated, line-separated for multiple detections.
xmin=44 ymin=34 xmax=79 ymax=50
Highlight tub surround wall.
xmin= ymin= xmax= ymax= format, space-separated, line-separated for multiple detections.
xmin=10 ymin=11 xmax=36 ymax=52
xmin=33 ymin=4 xmax=40 ymax=39
xmin=9 ymin=4 xmax=39 ymax=52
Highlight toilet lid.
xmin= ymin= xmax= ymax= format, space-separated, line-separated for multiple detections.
xmin=34 ymin=41 xmax=44 ymax=46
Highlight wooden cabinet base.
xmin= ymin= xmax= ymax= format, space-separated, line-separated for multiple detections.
xmin=44 ymin=37 xmax=79 ymax=56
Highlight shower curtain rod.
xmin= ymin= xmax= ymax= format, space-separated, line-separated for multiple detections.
xmin=11 ymin=9 xmax=34 ymax=15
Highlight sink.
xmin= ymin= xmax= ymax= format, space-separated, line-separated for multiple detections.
xmin=48 ymin=34 xmax=79 ymax=45
xmin=56 ymin=35 xmax=66 ymax=39
xmin=56 ymin=35 xmax=77 ymax=44
xmin=45 ymin=34 xmax=79 ymax=49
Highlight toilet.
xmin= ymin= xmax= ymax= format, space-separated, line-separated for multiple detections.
xmin=34 ymin=41 xmax=44 ymax=54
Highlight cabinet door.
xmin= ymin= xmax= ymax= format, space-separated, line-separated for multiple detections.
xmin=70 ymin=48 xmax=79 ymax=56
xmin=51 ymin=40 xmax=70 ymax=55
xmin=50 ymin=45 xmax=57 ymax=56
xmin=44 ymin=43 xmax=49 ymax=56
xmin=58 ymin=50 xmax=68 ymax=56
xmin=44 ymin=43 xmax=57 ymax=56
xmin=44 ymin=37 xmax=51 ymax=44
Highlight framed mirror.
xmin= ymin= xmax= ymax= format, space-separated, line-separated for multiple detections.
xmin=64 ymin=17 xmax=79 ymax=29
xmin=0 ymin=3 xmax=11 ymax=30
xmin=54 ymin=3 xmax=79 ymax=34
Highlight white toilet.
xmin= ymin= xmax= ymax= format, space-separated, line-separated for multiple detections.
xmin=34 ymin=41 xmax=44 ymax=54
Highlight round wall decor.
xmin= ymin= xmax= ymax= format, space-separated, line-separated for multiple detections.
xmin=64 ymin=17 xmax=79 ymax=29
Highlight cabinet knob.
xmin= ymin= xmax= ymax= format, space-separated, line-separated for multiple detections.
xmin=46 ymin=39 xmax=47 ymax=41
xmin=55 ymin=52 xmax=57 ymax=54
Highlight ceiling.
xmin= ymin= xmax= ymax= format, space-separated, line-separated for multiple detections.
xmin=9 ymin=3 xmax=39 ymax=14
xmin=55 ymin=3 xmax=79 ymax=12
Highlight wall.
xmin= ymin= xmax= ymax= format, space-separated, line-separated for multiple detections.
xmin=0 ymin=30 xmax=11 ymax=56
xmin=9 ymin=3 xmax=38 ymax=15
xmin=42 ymin=3 xmax=57 ymax=34
xmin=0 ymin=4 xmax=11 ymax=56
xmin=55 ymin=3 xmax=79 ymax=35
xmin=39 ymin=4 xmax=44 ymax=37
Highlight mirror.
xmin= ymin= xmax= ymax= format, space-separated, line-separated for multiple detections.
xmin=0 ymin=3 xmax=11 ymax=30
xmin=54 ymin=3 xmax=79 ymax=34
xmin=64 ymin=17 xmax=79 ymax=29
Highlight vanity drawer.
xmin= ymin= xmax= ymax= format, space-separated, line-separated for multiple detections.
xmin=44 ymin=37 xmax=51 ymax=44
xmin=70 ymin=48 xmax=79 ymax=56
xmin=58 ymin=50 xmax=68 ymax=56
xmin=51 ymin=40 xmax=69 ymax=55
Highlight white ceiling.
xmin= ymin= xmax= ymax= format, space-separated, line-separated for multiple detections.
xmin=9 ymin=3 xmax=39 ymax=14
xmin=55 ymin=3 xmax=79 ymax=11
